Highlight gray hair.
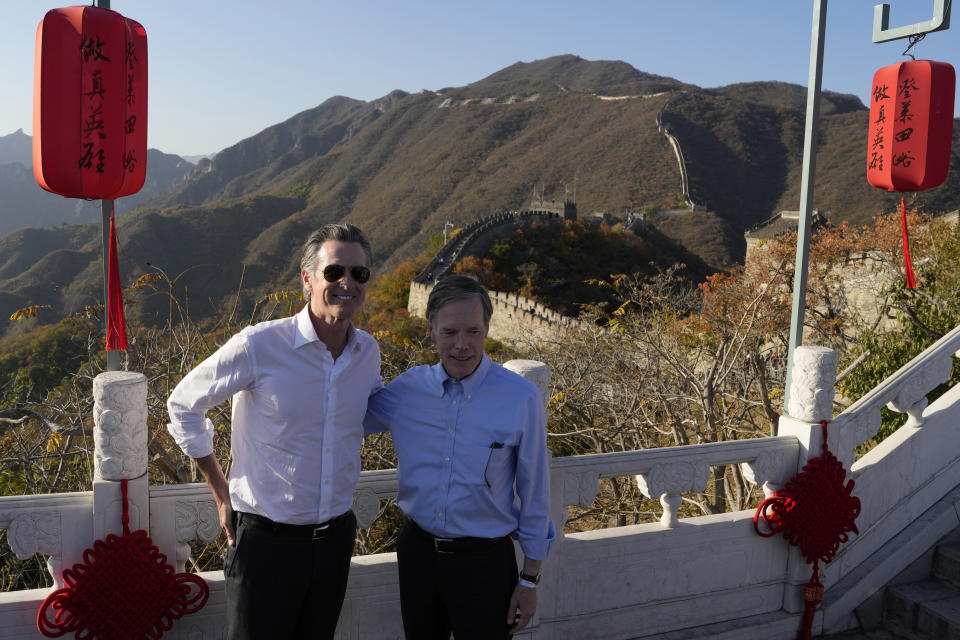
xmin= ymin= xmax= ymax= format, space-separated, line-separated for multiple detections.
xmin=426 ymin=274 xmax=493 ymax=327
xmin=300 ymin=224 xmax=372 ymax=300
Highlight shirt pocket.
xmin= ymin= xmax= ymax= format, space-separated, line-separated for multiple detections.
xmin=455 ymin=438 xmax=516 ymax=490
xmin=483 ymin=444 xmax=516 ymax=493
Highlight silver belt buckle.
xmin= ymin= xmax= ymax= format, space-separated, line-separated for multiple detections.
xmin=434 ymin=537 xmax=453 ymax=552
xmin=312 ymin=522 xmax=331 ymax=540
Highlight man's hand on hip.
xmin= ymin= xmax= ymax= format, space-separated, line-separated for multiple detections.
xmin=193 ymin=453 xmax=236 ymax=545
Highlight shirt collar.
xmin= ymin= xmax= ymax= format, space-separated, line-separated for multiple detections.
xmin=429 ymin=353 xmax=491 ymax=397
xmin=293 ymin=305 xmax=359 ymax=352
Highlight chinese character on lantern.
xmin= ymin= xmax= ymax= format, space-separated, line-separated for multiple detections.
xmin=33 ymin=6 xmax=148 ymax=199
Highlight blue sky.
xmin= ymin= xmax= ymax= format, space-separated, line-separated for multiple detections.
xmin=2 ymin=1 xmax=958 ymax=157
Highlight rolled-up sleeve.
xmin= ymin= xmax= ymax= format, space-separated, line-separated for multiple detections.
xmin=514 ymin=392 xmax=556 ymax=560
xmin=167 ymin=332 xmax=254 ymax=459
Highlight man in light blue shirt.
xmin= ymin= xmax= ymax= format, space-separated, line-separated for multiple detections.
xmin=366 ymin=275 xmax=555 ymax=639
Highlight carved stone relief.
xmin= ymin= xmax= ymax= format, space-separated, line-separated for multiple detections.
xmin=740 ymin=451 xmax=787 ymax=497
xmin=93 ymin=371 xmax=148 ymax=480
xmin=788 ymin=346 xmax=838 ymax=423
xmin=635 ymin=461 xmax=710 ymax=499
xmin=176 ymin=500 xmax=221 ymax=543
xmin=352 ymin=487 xmax=382 ymax=529
xmin=7 ymin=511 xmax=61 ymax=559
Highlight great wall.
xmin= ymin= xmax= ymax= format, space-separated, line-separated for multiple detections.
xmin=407 ymin=203 xmax=582 ymax=342
xmin=408 ymin=280 xmax=583 ymax=342
xmin=405 ymin=85 xmax=712 ymax=342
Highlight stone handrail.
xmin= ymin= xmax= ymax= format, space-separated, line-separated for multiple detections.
xmin=0 ymin=435 xmax=800 ymax=579
xmin=550 ymin=435 xmax=799 ymax=529
xmin=829 ymin=323 xmax=960 ymax=468
xmin=0 ymin=492 xmax=93 ymax=587
xmin=5 ymin=334 xmax=960 ymax=638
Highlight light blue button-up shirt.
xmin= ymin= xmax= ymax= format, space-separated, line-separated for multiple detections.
xmin=365 ymin=354 xmax=556 ymax=560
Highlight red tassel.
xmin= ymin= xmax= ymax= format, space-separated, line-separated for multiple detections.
xmin=901 ymin=197 xmax=918 ymax=289
xmin=797 ymin=565 xmax=823 ymax=640
xmin=106 ymin=213 xmax=128 ymax=351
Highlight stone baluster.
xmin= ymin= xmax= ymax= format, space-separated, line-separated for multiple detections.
xmin=777 ymin=345 xmax=839 ymax=614
xmin=739 ymin=450 xmax=791 ymax=498
xmin=504 ymin=359 xmax=551 ymax=408
xmin=884 ymin=349 xmax=954 ymax=430
xmin=503 ymin=359 xmax=554 ymax=633
xmin=92 ymin=371 xmax=149 ymax=546
xmin=635 ymin=461 xmax=711 ymax=528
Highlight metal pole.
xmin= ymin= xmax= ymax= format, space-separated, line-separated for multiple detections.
xmin=97 ymin=0 xmax=120 ymax=372
xmin=102 ymin=200 xmax=120 ymax=371
xmin=783 ymin=0 xmax=828 ymax=412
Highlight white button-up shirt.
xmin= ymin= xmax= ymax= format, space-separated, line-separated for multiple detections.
xmin=167 ymin=306 xmax=382 ymax=525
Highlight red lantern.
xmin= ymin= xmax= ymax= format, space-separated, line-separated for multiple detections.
xmin=866 ymin=60 xmax=955 ymax=289
xmin=33 ymin=6 xmax=147 ymax=200
xmin=866 ymin=60 xmax=955 ymax=192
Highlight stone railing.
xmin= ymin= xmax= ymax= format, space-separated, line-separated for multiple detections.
xmin=3 ymin=333 xmax=960 ymax=638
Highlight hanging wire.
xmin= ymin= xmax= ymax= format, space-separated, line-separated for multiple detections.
xmin=902 ymin=33 xmax=926 ymax=60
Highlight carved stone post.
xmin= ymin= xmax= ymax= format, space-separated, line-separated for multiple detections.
xmin=92 ymin=371 xmax=149 ymax=541
xmin=504 ymin=359 xmax=552 ymax=636
xmin=778 ymin=345 xmax=838 ymax=615
xmin=504 ymin=359 xmax=551 ymax=406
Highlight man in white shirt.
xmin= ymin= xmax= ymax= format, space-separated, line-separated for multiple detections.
xmin=167 ymin=224 xmax=381 ymax=640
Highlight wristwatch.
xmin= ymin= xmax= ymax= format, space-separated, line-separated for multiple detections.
xmin=519 ymin=570 xmax=541 ymax=584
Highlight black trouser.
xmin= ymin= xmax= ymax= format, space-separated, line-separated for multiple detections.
xmin=224 ymin=510 xmax=357 ymax=640
xmin=397 ymin=520 xmax=518 ymax=640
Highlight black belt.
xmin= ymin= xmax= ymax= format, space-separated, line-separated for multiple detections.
xmin=239 ymin=510 xmax=353 ymax=541
xmin=407 ymin=519 xmax=510 ymax=553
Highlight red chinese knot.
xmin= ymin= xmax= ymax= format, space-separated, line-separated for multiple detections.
xmin=866 ymin=60 xmax=955 ymax=192
xmin=36 ymin=479 xmax=208 ymax=639
xmin=33 ymin=5 xmax=148 ymax=200
xmin=754 ymin=420 xmax=860 ymax=640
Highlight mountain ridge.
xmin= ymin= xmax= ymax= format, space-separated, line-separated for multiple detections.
xmin=1 ymin=54 xmax=958 ymax=339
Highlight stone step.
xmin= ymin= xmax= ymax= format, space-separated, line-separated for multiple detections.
xmin=933 ymin=544 xmax=960 ymax=590
xmin=818 ymin=629 xmax=908 ymax=639
xmin=883 ymin=578 xmax=960 ymax=638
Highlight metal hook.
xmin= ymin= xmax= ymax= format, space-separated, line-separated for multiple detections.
xmin=874 ymin=0 xmax=952 ymax=43
xmin=902 ymin=33 xmax=926 ymax=59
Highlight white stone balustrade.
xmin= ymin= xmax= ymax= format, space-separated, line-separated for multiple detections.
xmin=4 ymin=327 xmax=960 ymax=638
xmin=831 ymin=323 xmax=960 ymax=450
xmin=542 ymin=437 xmax=798 ymax=531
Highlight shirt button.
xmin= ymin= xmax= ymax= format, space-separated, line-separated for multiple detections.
xmin=452 ymin=400 xmax=457 ymax=405
xmin=325 ymin=448 xmax=331 ymax=453
xmin=438 ymin=512 xmax=444 ymax=517
xmin=440 ymin=484 xmax=446 ymax=490
xmin=448 ymin=429 xmax=454 ymax=434
xmin=444 ymin=457 xmax=450 ymax=462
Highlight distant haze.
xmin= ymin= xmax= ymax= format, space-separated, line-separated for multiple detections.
xmin=2 ymin=2 xmax=960 ymax=156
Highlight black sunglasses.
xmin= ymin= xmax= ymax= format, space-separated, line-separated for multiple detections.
xmin=322 ymin=264 xmax=371 ymax=284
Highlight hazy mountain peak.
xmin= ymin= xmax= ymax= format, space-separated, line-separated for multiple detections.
xmin=0 ymin=128 xmax=33 ymax=166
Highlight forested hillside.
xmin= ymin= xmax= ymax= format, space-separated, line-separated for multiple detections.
xmin=2 ymin=54 xmax=960 ymax=339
